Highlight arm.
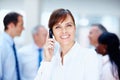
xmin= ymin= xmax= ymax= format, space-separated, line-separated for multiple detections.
xmin=35 ymin=35 xmax=55 ymax=80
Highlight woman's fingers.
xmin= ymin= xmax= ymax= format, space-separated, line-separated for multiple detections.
xmin=44 ymin=38 xmax=55 ymax=61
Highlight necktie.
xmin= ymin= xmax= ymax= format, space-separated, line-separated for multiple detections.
xmin=12 ymin=43 xmax=20 ymax=80
xmin=38 ymin=48 xmax=42 ymax=67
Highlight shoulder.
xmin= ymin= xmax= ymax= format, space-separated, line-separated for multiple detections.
xmin=0 ymin=35 xmax=13 ymax=61
xmin=0 ymin=35 xmax=11 ymax=52
xmin=18 ymin=44 xmax=33 ymax=54
xmin=75 ymin=42 xmax=98 ymax=61
xmin=17 ymin=44 xmax=34 ymax=62
xmin=18 ymin=44 xmax=38 ymax=58
xmin=75 ymin=42 xmax=96 ymax=55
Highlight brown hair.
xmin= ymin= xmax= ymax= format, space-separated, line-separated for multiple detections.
xmin=3 ymin=12 xmax=22 ymax=31
xmin=48 ymin=8 xmax=75 ymax=30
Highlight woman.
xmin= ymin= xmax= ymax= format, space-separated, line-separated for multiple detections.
xmin=34 ymin=8 xmax=100 ymax=80
xmin=95 ymin=32 xmax=120 ymax=80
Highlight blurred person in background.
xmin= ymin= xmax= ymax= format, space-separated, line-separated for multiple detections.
xmin=88 ymin=24 xmax=108 ymax=48
xmin=18 ymin=25 xmax=47 ymax=80
xmin=0 ymin=12 xmax=24 ymax=80
xmin=88 ymin=24 xmax=108 ymax=78
xmin=95 ymin=32 xmax=120 ymax=80
xmin=35 ymin=8 xmax=100 ymax=80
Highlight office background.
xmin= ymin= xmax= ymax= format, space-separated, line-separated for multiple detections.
xmin=0 ymin=0 xmax=120 ymax=48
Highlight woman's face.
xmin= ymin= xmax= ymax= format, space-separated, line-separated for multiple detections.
xmin=95 ymin=43 xmax=107 ymax=56
xmin=52 ymin=14 xmax=76 ymax=46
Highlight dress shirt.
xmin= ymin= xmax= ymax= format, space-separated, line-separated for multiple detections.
xmin=0 ymin=32 xmax=18 ymax=80
xmin=34 ymin=42 xmax=100 ymax=80
xmin=18 ymin=43 xmax=43 ymax=80
xmin=101 ymin=55 xmax=119 ymax=80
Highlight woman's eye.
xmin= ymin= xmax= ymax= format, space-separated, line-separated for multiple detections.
xmin=68 ymin=24 xmax=72 ymax=27
xmin=55 ymin=26 xmax=61 ymax=29
xmin=66 ymin=24 xmax=72 ymax=27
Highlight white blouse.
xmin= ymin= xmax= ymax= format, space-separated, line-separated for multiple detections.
xmin=34 ymin=42 xmax=100 ymax=80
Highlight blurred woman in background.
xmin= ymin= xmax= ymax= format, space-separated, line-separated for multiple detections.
xmin=96 ymin=32 xmax=120 ymax=80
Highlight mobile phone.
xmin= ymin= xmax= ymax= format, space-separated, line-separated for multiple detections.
xmin=49 ymin=29 xmax=53 ymax=38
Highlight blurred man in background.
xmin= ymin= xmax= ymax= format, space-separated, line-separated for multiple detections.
xmin=18 ymin=25 xmax=47 ymax=80
xmin=88 ymin=24 xmax=108 ymax=48
xmin=88 ymin=24 xmax=108 ymax=78
xmin=0 ymin=12 xmax=24 ymax=80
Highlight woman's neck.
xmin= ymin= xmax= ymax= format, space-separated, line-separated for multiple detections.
xmin=61 ymin=41 xmax=75 ymax=57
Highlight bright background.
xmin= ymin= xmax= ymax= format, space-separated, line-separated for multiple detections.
xmin=0 ymin=0 xmax=120 ymax=48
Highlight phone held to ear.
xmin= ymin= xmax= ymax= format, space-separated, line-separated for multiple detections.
xmin=49 ymin=29 xmax=53 ymax=38
xmin=49 ymin=29 xmax=59 ymax=55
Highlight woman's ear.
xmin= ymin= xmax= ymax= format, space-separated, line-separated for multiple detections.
xmin=103 ymin=44 xmax=107 ymax=50
xmin=103 ymin=44 xmax=107 ymax=55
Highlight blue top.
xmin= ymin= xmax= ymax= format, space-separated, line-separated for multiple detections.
xmin=0 ymin=32 xmax=17 ymax=80
xmin=18 ymin=42 xmax=44 ymax=80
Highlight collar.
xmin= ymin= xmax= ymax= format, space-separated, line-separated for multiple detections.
xmin=57 ymin=41 xmax=79 ymax=65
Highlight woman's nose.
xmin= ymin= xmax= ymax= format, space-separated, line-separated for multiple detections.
xmin=62 ymin=27 xmax=67 ymax=33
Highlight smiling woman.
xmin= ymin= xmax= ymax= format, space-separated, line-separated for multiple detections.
xmin=34 ymin=8 xmax=101 ymax=80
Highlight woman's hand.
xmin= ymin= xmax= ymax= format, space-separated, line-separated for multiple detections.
xmin=43 ymin=36 xmax=55 ymax=62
